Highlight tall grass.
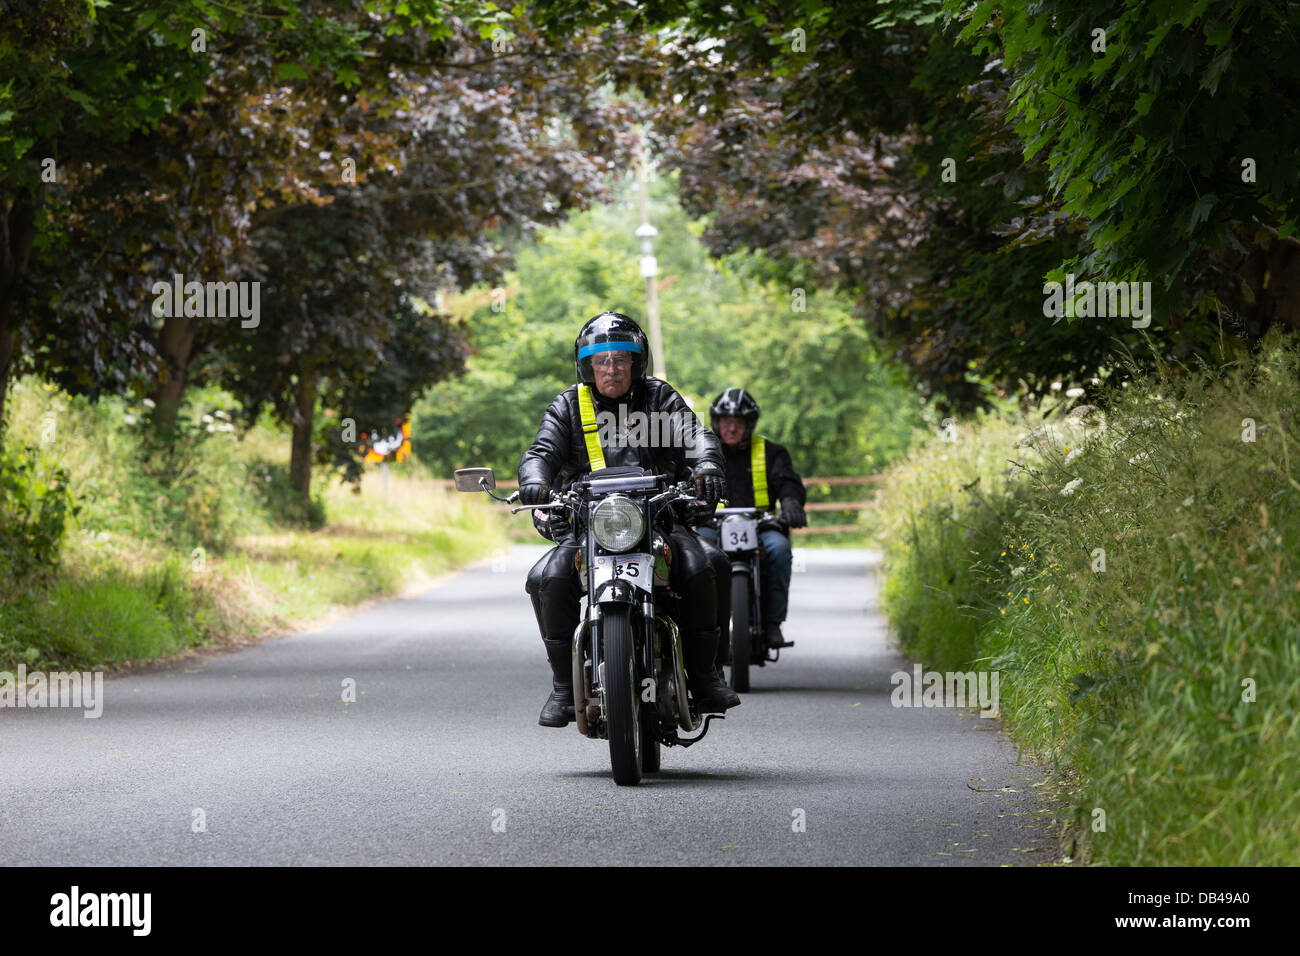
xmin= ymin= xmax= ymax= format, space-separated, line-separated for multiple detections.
xmin=0 ymin=377 xmax=506 ymax=672
xmin=870 ymin=335 xmax=1300 ymax=864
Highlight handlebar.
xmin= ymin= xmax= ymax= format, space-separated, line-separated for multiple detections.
xmin=506 ymin=481 xmax=698 ymax=515
xmin=649 ymin=481 xmax=698 ymax=507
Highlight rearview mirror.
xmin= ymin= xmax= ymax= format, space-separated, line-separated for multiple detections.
xmin=453 ymin=467 xmax=496 ymax=492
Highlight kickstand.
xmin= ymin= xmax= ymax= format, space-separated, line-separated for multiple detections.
xmin=666 ymin=713 xmax=725 ymax=748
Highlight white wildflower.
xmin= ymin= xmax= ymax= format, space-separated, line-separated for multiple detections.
xmin=1060 ymin=478 xmax=1083 ymax=496
xmin=142 ymin=397 xmax=156 ymax=409
xmin=1065 ymin=387 xmax=1085 ymax=399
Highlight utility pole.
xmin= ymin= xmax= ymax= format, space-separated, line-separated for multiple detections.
xmin=636 ymin=133 xmax=666 ymax=382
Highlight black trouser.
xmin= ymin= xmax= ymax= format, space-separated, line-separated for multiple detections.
xmin=526 ymin=528 xmax=730 ymax=645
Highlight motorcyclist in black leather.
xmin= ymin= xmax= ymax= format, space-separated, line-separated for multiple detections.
xmin=521 ymin=312 xmax=741 ymax=727
xmin=699 ymin=388 xmax=807 ymax=648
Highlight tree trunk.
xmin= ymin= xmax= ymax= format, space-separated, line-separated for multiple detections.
xmin=1228 ymin=228 xmax=1300 ymax=338
xmin=149 ymin=315 xmax=196 ymax=432
xmin=0 ymin=314 xmax=15 ymax=434
xmin=0 ymin=197 xmax=38 ymax=438
xmin=289 ymin=371 xmax=316 ymax=505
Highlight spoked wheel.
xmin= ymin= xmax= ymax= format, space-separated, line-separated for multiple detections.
xmin=602 ymin=605 xmax=642 ymax=785
xmin=729 ymin=570 xmax=751 ymax=693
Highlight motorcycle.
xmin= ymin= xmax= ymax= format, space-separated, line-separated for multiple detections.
xmin=705 ymin=506 xmax=795 ymax=693
xmin=454 ymin=464 xmax=724 ymax=786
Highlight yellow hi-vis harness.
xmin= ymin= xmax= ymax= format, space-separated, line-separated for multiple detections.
xmin=751 ymin=435 xmax=768 ymax=509
xmin=577 ymin=385 xmax=606 ymax=472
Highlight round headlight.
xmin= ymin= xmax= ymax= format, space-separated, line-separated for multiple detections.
xmin=591 ymin=495 xmax=645 ymax=552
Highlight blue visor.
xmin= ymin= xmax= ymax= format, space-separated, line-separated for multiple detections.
xmin=579 ymin=340 xmax=643 ymax=359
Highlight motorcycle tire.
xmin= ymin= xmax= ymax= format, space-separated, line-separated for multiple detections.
xmin=603 ymin=605 xmax=643 ymax=786
xmin=729 ymin=570 xmax=751 ymax=693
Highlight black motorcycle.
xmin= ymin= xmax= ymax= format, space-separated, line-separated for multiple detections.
xmin=454 ymin=465 xmax=724 ymax=786
xmin=706 ymin=506 xmax=794 ymax=693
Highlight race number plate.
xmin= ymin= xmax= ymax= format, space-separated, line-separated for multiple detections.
xmin=592 ymin=553 xmax=653 ymax=593
xmin=720 ymin=515 xmax=759 ymax=552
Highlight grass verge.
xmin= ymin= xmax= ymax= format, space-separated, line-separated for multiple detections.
xmin=0 ymin=378 xmax=506 ymax=673
xmin=868 ymin=335 xmax=1300 ymax=865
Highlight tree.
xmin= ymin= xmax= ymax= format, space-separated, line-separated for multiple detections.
xmin=1 ymin=0 xmax=462 ymax=434
xmin=954 ymin=0 xmax=1300 ymax=338
xmin=217 ymin=16 xmax=649 ymax=500
xmin=532 ymin=0 xmax=1300 ymax=409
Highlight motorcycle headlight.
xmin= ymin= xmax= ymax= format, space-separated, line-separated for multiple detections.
xmin=591 ymin=495 xmax=645 ymax=552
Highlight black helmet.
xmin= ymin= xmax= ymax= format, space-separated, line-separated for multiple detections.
xmin=574 ymin=312 xmax=651 ymax=386
xmin=710 ymin=387 xmax=760 ymax=436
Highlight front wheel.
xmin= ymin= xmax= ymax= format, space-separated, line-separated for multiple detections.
xmin=729 ymin=570 xmax=751 ymax=693
xmin=602 ymin=605 xmax=642 ymax=785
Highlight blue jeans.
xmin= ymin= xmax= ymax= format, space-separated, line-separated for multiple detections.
xmin=697 ymin=526 xmax=792 ymax=624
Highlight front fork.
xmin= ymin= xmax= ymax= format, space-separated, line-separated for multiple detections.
xmin=731 ymin=555 xmax=764 ymax=622
xmin=571 ymin=596 xmax=657 ymax=740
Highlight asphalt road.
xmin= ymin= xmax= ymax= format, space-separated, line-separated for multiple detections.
xmin=1 ymin=546 xmax=1058 ymax=866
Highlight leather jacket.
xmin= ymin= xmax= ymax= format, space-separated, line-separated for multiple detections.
xmin=717 ymin=435 xmax=806 ymax=510
xmin=519 ymin=378 xmax=725 ymax=540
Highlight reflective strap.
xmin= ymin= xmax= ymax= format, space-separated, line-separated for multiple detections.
xmin=751 ymin=435 xmax=768 ymax=509
xmin=577 ymin=385 xmax=606 ymax=472
xmin=579 ymin=340 xmax=643 ymax=359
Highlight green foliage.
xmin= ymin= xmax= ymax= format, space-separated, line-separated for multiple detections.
xmin=0 ymin=441 xmax=76 ymax=581
xmin=0 ymin=376 xmax=505 ymax=673
xmin=872 ymin=337 xmax=1300 ymax=863
xmin=248 ymin=460 xmax=327 ymax=529
xmin=412 ymin=175 xmax=924 ymax=479
xmin=132 ymin=403 xmax=261 ymax=552
xmin=0 ymin=558 xmax=204 ymax=670
xmin=4 ymin=378 xmax=277 ymax=556
xmin=538 ymin=0 xmax=1300 ymax=411
xmin=953 ymin=0 xmax=1300 ymax=294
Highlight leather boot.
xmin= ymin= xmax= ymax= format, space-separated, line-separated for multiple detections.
xmin=764 ymin=622 xmax=793 ymax=648
xmin=686 ymin=627 xmax=741 ymax=711
xmin=539 ymin=637 xmax=576 ymax=727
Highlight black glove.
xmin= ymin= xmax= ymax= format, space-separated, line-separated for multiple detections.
xmin=550 ymin=510 xmax=572 ymax=539
xmin=693 ymin=464 xmax=727 ymax=507
xmin=532 ymin=508 xmax=572 ymax=541
xmin=519 ymin=481 xmax=551 ymax=506
xmin=780 ymin=496 xmax=807 ymax=529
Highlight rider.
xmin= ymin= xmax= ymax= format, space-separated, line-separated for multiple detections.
xmin=520 ymin=312 xmax=741 ymax=727
xmin=700 ymin=387 xmax=807 ymax=647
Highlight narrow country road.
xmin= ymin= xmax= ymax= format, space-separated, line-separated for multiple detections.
xmin=1 ymin=547 xmax=1058 ymax=866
